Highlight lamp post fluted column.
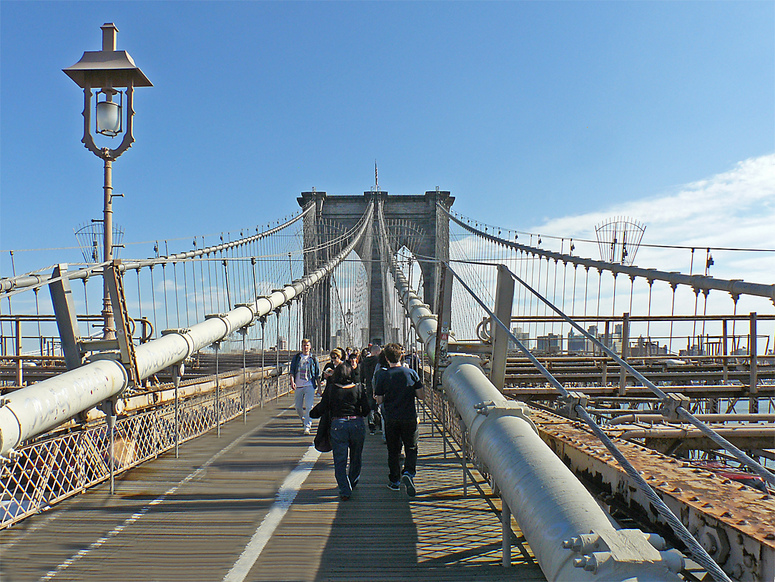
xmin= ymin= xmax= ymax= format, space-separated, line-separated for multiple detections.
xmin=64 ymin=23 xmax=152 ymax=340
xmin=102 ymin=155 xmax=115 ymax=338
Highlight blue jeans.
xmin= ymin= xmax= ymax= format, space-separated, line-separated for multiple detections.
xmin=330 ymin=417 xmax=366 ymax=497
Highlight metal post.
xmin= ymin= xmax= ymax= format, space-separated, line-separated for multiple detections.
xmin=502 ymin=494 xmax=512 ymax=567
xmin=215 ymin=341 xmax=221 ymax=437
xmin=109 ymin=418 xmax=115 ymax=494
xmin=172 ymin=364 xmax=182 ymax=459
xmin=749 ymin=312 xmax=759 ymax=414
xmin=491 ymin=264 xmax=514 ymax=390
xmin=618 ymin=312 xmax=630 ymax=395
xmin=242 ymin=328 xmax=248 ymax=422
xmin=15 ymin=319 xmax=22 ymax=387
xmin=722 ymin=319 xmax=729 ymax=383
xmin=261 ymin=319 xmax=266 ymax=408
xmin=102 ymin=157 xmax=115 ymax=340
xmin=462 ymin=427 xmax=468 ymax=497
xmin=275 ymin=310 xmax=281 ymax=398
xmin=105 ymin=404 xmax=116 ymax=495
xmin=602 ymin=320 xmax=610 ymax=385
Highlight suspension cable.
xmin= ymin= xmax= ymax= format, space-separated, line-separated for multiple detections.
xmin=439 ymin=203 xmax=775 ymax=303
xmin=446 ymin=262 xmax=733 ymax=582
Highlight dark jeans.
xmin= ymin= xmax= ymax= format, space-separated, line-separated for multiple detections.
xmin=330 ymin=417 xmax=366 ymax=496
xmin=384 ymin=417 xmax=418 ymax=484
xmin=366 ymin=385 xmax=380 ymax=430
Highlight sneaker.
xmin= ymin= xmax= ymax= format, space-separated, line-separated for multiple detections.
xmin=401 ymin=473 xmax=416 ymax=497
xmin=340 ymin=495 xmax=350 ymax=501
xmin=369 ymin=428 xmax=376 ymax=435
xmin=387 ymin=481 xmax=400 ymax=491
xmin=303 ymin=427 xmax=311 ymax=435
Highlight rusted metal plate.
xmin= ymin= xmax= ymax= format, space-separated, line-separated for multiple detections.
xmin=531 ymin=408 xmax=775 ymax=582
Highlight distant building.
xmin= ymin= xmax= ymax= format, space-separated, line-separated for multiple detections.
xmin=332 ymin=329 xmax=347 ymax=350
xmin=567 ymin=330 xmax=586 ymax=353
xmin=631 ymin=335 xmax=666 ymax=356
xmin=537 ymin=333 xmax=561 ymax=354
xmin=509 ymin=326 xmax=530 ymax=350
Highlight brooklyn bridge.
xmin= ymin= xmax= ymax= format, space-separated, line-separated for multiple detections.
xmin=1 ymin=187 xmax=773 ymax=582
xmin=1 ymin=19 xmax=774 ymax=582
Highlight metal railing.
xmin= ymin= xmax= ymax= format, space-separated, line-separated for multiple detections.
xmin=1 ymin=369 xmax=291 ymax=530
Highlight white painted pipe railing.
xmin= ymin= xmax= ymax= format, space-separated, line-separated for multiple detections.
xmin=377 ymin=205 xmax=681 ymax=581
xmin=0 ymin=206 xmax=372 ymax=456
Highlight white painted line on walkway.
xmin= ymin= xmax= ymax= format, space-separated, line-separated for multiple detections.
xmin=40 ymin=408 xmax=293 ymax=581
xmin=223 ymin=445 xmax=321 ymax=582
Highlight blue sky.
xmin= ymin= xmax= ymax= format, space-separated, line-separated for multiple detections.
xmin=1 ymin=1 xmax=774 ymax=279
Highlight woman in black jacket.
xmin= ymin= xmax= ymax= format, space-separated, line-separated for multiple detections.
xmin=321 ymin=355 xmax=370 ymax=500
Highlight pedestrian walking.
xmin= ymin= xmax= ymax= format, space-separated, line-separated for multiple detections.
xmin=320 ymin=355 xmax=370 ymax=500
xmin=361 ymin=344 xmax=383 ymax=434
xmin=374 ymin=343 xmax=423 ymax=496
xmin=289 ymin=338 xmax=320 ymax=435
xmin=322 ymin=348 xmax=344 ymax=393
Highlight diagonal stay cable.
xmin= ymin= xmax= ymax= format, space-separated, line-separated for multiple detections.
xmin=438 ymin=202 xmax=775 ymax=303
xmin=447 ymin=262 xmax=733 ymax=582
xmin=499 ymin=262 xmax=774 ymax=489
xmin=0 ymin=204 xmax=315 ymax=296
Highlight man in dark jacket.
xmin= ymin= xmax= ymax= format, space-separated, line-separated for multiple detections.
xmin=374 ymin=343 xmax=423 ymax=496
xmin=289 ymin=338 xmax=320 ymax=435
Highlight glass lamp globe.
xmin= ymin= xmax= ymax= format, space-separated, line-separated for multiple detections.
xmin=96 ymin=99 xmax=122 ymax=137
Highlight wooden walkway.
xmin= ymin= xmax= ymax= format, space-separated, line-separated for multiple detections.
xmin=1 ymin=395 xmax=545 ymax=582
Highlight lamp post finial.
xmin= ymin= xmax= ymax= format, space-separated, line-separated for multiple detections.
xmin=101 ymin=23 xmax=118 ymax=52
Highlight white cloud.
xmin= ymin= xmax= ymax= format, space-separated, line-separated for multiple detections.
xmin=533 ymin=154 xmax=775 ymax=285
xmin=448 ymin=155 xmax=775 ymax=350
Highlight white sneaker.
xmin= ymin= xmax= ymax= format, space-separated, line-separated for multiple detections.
xmin=303 ymin=427 xmax=311 ymax=435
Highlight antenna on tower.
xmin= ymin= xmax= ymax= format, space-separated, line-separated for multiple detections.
xmin=374 ymin=160 xmax=380 ymax=192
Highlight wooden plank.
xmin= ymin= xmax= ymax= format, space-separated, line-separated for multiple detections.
xmin=0 ymin=396 xmax=544 ymax=581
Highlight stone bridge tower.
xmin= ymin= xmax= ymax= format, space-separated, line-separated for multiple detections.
xmin=297 ymin=189 xmax=454 ymax=350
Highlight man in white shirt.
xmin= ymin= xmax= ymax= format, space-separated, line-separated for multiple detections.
xmin=289 ymin=338 xmax=320 ymax=435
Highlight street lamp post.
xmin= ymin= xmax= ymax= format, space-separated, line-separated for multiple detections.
xmin=344 ymin=308 xmax=354 ymax=346
xmin=64 ymin=23 xmax=152 ymax=339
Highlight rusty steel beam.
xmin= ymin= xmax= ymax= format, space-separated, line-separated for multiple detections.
xmin=532 ymin=408 xmax=775 ymax=582
xmin=504 ymin=385 xmax=775 ymax=400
